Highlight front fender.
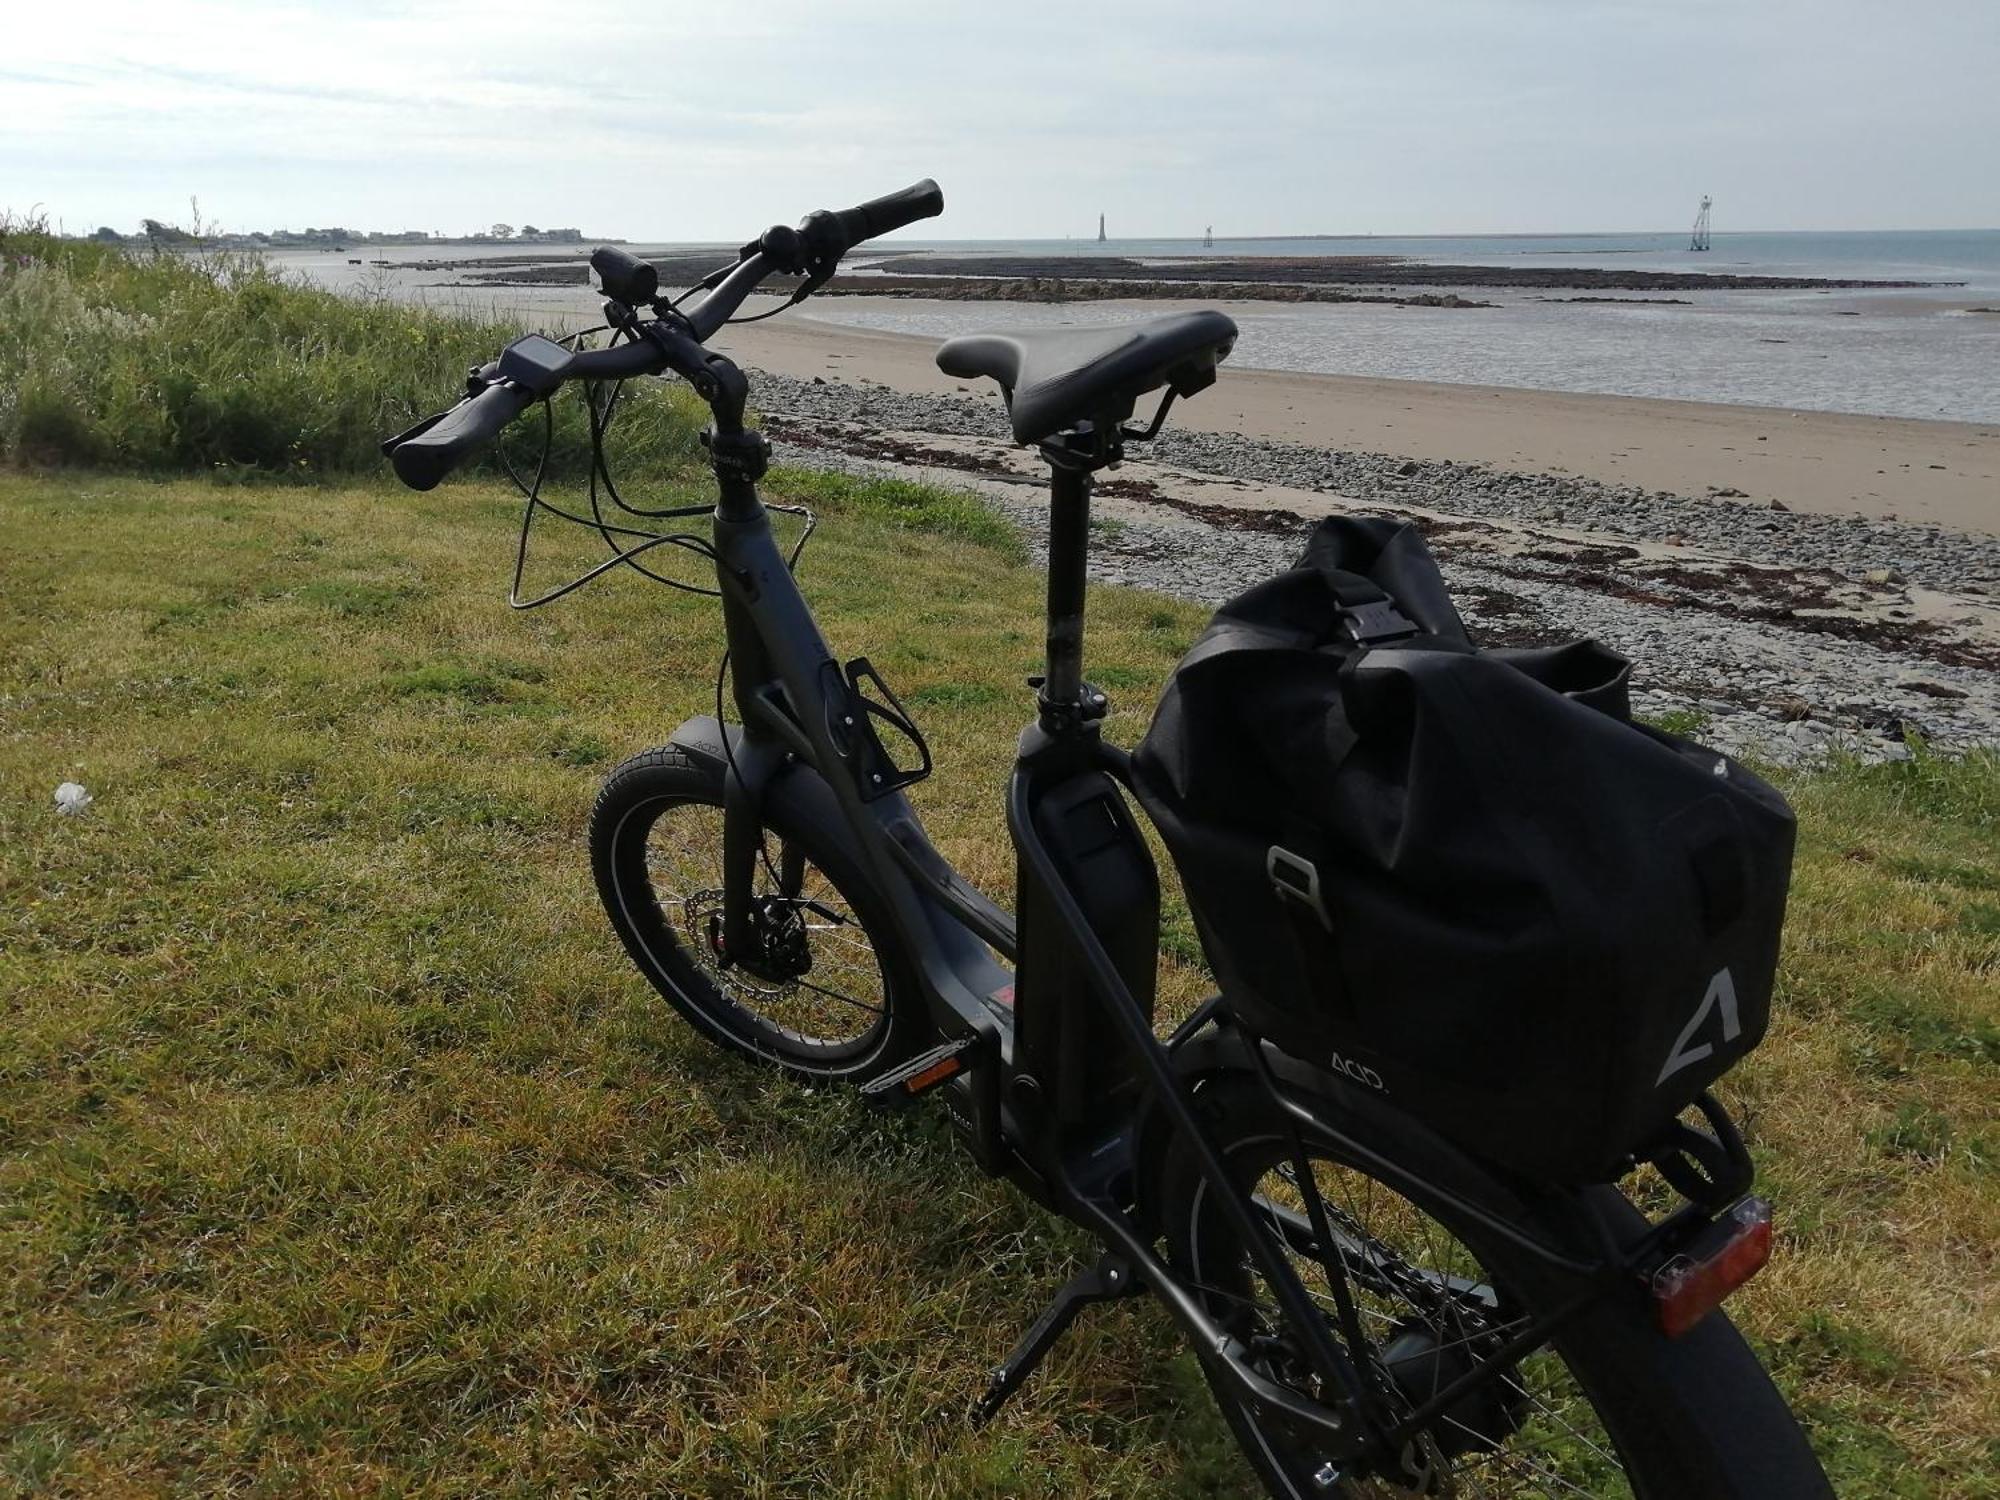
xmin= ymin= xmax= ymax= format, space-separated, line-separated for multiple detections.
xmin=667 ymin=714 xmax=1014 ymax=1005
xmin=667 ymin=713 xmax=852 ymax=855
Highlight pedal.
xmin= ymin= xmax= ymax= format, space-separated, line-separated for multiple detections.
xmin=859 ymin=1034 xmax=979 ymax=1106
xmin=970 ymin=1255 xmax=1141 ymax=1427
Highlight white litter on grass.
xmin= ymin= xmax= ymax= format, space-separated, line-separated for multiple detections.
xmin=54 ymin=781 xmax=93 ymax=815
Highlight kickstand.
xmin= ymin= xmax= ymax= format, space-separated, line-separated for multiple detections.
xmin=970 ymin=1254 xmax=1141 ymax=1428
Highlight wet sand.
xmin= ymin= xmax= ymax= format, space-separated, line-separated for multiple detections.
xmin=714 ymin=306 xmax=2000 ymax=532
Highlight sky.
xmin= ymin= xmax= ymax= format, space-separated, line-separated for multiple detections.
xmin=6 ymin=0 xmax=1997 ymax=241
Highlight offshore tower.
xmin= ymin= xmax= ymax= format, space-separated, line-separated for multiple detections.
xmin=1097 ymin=213 xmax=1106 ymax=242
xmin=1689 ymin=195 xmax=1713 ymax=252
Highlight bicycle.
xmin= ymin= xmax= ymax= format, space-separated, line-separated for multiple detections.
xmin=384 ymin=180 xmax=1835 ymax=1497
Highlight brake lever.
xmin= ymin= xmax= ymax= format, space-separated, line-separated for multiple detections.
xmin=760 ymin=213 xmax=844 ymax=303
xmin=788 ymin=266 xmax=836 ymax=304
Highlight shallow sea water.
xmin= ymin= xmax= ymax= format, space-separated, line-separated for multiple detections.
xmin=273 ymin=228 xmax=2000 ymax=423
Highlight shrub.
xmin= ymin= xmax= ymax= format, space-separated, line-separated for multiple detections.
xmin=0 ymin=220 xmax=704 ymax=481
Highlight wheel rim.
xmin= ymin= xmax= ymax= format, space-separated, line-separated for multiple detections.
xmin=634 ymin=799 xmax=891 ymax=1061
xmin=1189 ymin=1139 xmax=1635 ymax=1498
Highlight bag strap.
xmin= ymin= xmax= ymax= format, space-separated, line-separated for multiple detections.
xmin=1266 ymin=845 xmax=1353 ymax=1020
xmin=1313 ymin=561 xmax=1421 ymax=646
xmin=1171 ymin=616 xmax=1304 ymax=675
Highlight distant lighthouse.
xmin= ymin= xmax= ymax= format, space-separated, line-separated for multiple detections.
xmin=1097 ymin=213 xmax=1106 ymax=243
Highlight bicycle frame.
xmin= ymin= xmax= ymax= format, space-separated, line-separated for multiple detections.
xmin=670 ymin=383 xmax=1416 ymax=1457
xmin=382 ymin=191 xmax=1821 ymax=1485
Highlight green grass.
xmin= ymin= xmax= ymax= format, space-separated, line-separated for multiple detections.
xmin=0 ymin=224 xmax=704 ymax=480
xmin=2 ymin=470 xmax=1996 ymax=1496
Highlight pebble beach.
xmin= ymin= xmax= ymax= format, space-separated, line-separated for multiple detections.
xmin=744 ymin=364 xmax=1998 ymax=767
xmin=280 ymin=244 xmax=2000 ymax=766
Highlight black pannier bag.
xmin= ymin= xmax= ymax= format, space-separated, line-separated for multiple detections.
xmin=1131 ymin=516 xmax=1797 ymax=1182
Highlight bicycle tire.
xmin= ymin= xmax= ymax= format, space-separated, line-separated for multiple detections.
xmin=590 ymin=744 xmax=917 ymax=1083
xmin=1154 ymin=1070 xmax=1833 ymax=1499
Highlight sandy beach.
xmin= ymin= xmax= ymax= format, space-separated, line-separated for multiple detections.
xmin=281 ymin=240 xmax=2000 ymax=533
xmin=703 ymin=290 xmax=2000 ymax=763
xmin=716 ymin=306 xmax=2000 ymax=533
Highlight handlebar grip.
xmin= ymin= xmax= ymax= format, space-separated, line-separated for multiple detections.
xmin=830 ymin=178 xmax=944 ymax=250
xmin=590 ymin=245 xmax=659 ymax=304
xmin=385 ymin=381 xmax=535 ymax=491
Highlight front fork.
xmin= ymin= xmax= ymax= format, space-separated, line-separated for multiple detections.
xmin=716 ymin=734 xmax=799 ymax=970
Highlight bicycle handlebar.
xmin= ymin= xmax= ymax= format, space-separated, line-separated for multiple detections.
xmin=827 ymin=178 xmax=945 ymax=250
xmin=381 ymin=180 xmax=943 ymax=490
xmin=385 ymin=381 xmax=535 ymax=492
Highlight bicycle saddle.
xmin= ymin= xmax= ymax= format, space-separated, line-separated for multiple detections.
xmin=936 ymin=309 xmax=1237 ymax=445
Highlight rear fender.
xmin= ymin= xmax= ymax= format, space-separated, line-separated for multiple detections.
xmin=1152 ymin=1013 xmax=1616 ymax=1271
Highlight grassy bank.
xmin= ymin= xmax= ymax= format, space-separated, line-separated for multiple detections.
xmin=0 ymin=223 xmax=701 ymax=479
xmin=2 ymin=470 xmax=1995 ymax=1497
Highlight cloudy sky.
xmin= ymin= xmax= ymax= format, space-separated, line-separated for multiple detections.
xmin=8 ymin=0 xmax=1996 ymax=241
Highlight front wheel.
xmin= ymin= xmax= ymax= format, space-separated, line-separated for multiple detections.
xmin=1155 ymin=1070 xmax=1832 ymax=1498
xmin=590 ymin=745 xmax=916 ymax=1083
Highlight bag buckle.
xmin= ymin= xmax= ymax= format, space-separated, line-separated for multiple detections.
xmin=1267 ymin=846 xmax=1332 ymax=931
xmin=1339 ymin=599 xmax=1419 ymax=645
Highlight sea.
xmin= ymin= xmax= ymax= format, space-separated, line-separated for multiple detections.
xmin=278 ymin=229 xmax=2000 ymax=424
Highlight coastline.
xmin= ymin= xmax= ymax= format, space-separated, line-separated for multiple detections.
xmin=713 ymin=307 xmax=2000 ymax=532
xmin=200 ymin=250 xmax=2000 ymax=760
xmin=737 ymin=364 xmax=2000 ymax=766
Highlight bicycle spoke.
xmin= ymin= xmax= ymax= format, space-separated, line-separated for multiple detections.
xmin=789 ymin=974 xmax=887 ymax=1018
xmin=1199 ymin=1147 xmax=1633 ymax=1499
xmin=640 ymin=801 xmax=889 ymax=1049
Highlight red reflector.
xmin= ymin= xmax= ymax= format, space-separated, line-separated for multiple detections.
xmin=903 ymin=1055 xmax=962 ymax=1093
xmin=1653 ymin=1197 xmax=1773 ymax=1338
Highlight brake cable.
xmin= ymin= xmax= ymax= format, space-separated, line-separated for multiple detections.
xmin=723 ymin=300 xmax=797 ymax=326
xmin=495 ymin=321 xmax=815 ymax=610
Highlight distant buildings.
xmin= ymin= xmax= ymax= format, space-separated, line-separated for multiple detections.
xmin=85 ymin=224 xmax=589 ymax=249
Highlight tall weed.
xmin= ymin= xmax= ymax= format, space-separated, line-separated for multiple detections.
xmin=0 ymin=220 xmax=703 ymax=480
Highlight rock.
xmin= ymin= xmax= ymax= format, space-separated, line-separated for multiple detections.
xmin=740 ymin=367 xmax=2000 ymax=771
xmin=1906 ymin=681 xmax=1969 ymax=700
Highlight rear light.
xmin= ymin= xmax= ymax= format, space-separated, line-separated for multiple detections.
xmin=1651 ymin=1196 xmax=1773 ymax=1338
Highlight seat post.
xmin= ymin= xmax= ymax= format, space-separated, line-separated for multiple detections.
xmin=1042 ymin=461 xmax=1091 ymax=716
